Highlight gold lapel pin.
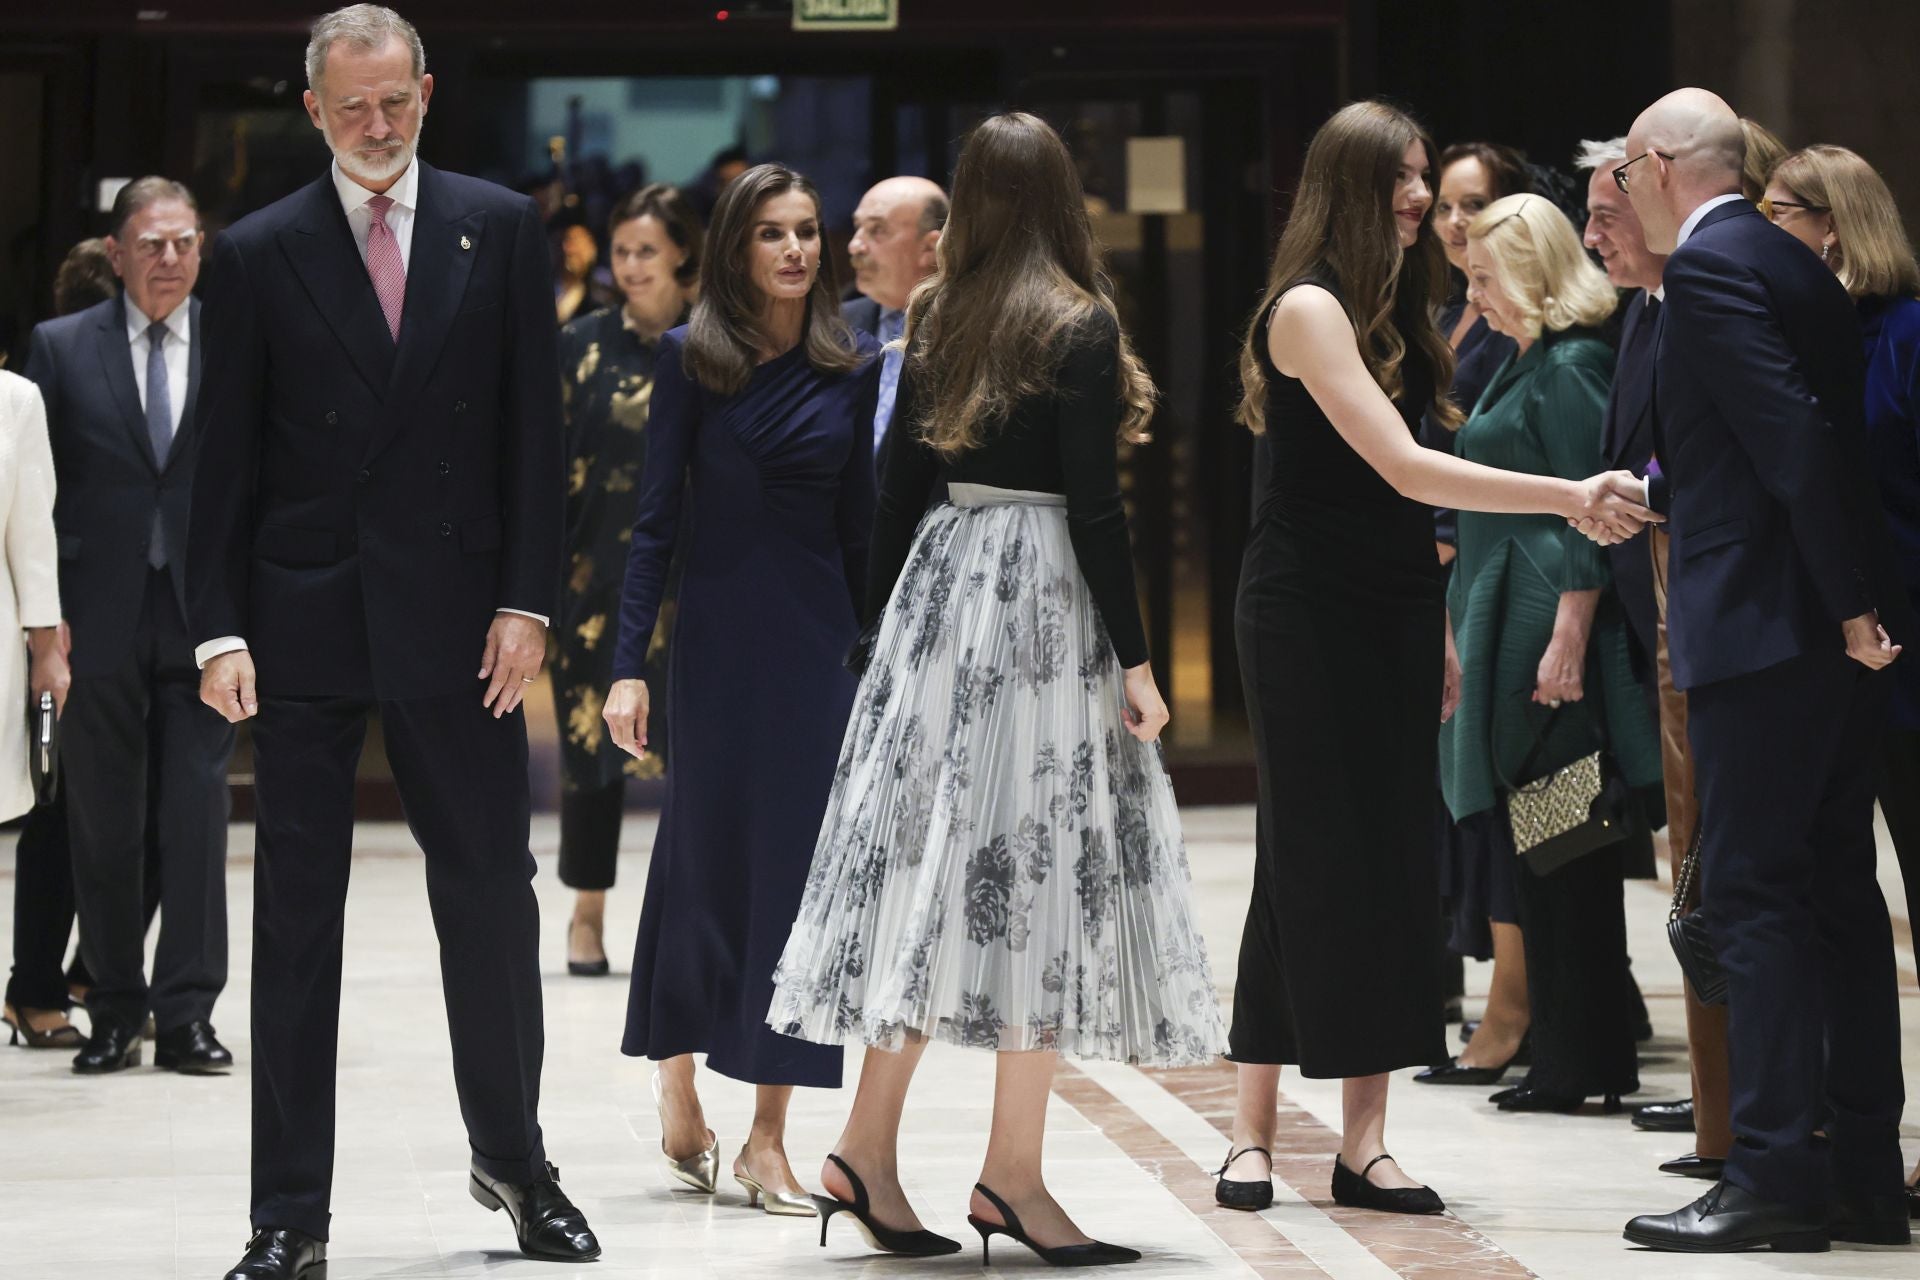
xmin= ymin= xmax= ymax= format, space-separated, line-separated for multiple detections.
xmin=459 ymin=235 xmax=472 ymax=250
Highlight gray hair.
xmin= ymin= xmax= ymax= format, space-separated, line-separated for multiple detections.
xmin=109 ymin=176 xmax=198 ymax=239
xmin=306 ymin=5 xmax=426 ymax=91
xmin=1572 ymin=137 xmax=1629 ymax=172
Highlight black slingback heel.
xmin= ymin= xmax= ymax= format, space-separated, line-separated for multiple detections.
xmin=811 ymin=1153 xmax=961 ymax=1256
xmin=967 ymin=1183 xmax=1141 ymax=1267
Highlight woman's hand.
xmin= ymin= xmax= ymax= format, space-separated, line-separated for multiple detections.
xmin=1442 ymin=616 xmax=1462 ymax=723
xmin=603 ymin=678 xmax=651 ymax=758
xmin=1570 ymin=471 xmax=1662 ymax=544
xmin=27 ymin=626 xmax=71 ymax=717
xmin=1534 ymin=632 xmax=1587 ymax=708
xmin=1120 ymin=662 xmax=1170 ymax=744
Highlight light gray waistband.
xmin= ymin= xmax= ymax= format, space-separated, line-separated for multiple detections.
xmin=948 ymin=483 xmax=1068 ymax=509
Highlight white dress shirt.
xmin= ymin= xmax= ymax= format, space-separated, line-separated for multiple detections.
xmin=125 ymin=297 xmax=191 ymax=439
xmin=194 ymin=158 xmax=546 ymax=670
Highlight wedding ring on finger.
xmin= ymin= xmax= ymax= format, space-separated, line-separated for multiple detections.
xmin=1547 ymin=698 xmax=1564 ymax=708
xmin=522 ymin=676 xmax=536 ymax=684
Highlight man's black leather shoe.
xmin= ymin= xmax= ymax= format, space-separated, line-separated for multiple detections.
xmin=1632 ymin=1099 xmax=1694 ymax=1132
xmin=223 ymin=1227 xmax=326 ymax=1279
xmin=1658 ymin=1153 xmax=1725 ymax=1180
xmin=469 ymin=1161 xmax=601 ymax=1261
xmin=71 ymin=1020 xmax=142 ymax=1074
xmin=1830 ymin=1193 xmax=1912 ymax=1245
xmin=1624 ymin=1181 xmax=1829 ymax=1253
xmin=155 ymin=1020 xmax=234 ymax=1074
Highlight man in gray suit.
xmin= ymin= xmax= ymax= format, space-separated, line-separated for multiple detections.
xmin=842 ymin=176 xmax=946 ymax=465
xmin=23 ymin=177 xmax=237 ymax=1076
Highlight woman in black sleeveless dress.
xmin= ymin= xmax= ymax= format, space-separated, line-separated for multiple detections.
xmin=1213 ymin=101 xmax=1658 ymax=1216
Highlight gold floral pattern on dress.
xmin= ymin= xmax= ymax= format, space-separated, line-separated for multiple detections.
xmin=575 ymin=341 xmax=601 ymax=384
xmin=623 ymin=752 xmax=665 ymax=780
xmin=610 ymin=377 xmax=653 ymax=432
xmin=575 ymin=612 xmax=606 ymax=653
xmin=566 ymin=683 xmax=606 ymax=754
xmin=568 ymin=455 xmax=592 ymax=497
xmin=568 ymin=552 xmax=595 ymax=596
xmin=605 ymin=464 xmax=637 ymax=494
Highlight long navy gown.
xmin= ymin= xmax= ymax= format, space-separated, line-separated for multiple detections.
xmin=612 ymin=326 xmax=879 ymax=1087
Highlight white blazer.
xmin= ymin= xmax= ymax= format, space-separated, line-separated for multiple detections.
xmin=0 ymin=370 xmax=60 ymax=821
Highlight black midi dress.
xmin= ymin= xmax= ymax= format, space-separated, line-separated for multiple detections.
xmin=1230 ymin=274 xmax=1449 ymax=1077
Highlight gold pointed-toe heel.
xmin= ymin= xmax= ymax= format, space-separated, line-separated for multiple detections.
xmin=652 ymin=1070 xmax=719 ymax=1194
xmin=734 ymin=1148 xmax=818 ymax=1217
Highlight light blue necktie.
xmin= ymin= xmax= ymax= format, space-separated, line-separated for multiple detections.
xmin=873 ymin=309 xmax=906 ymax=466
xmin=145 ymin=322 xmax=172 ymax=568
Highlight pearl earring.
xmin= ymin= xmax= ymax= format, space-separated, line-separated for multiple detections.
xmin=1821 ymin=243 xmax=1831 ymax=263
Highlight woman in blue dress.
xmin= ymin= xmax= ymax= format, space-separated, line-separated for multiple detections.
xmin=603 ymin=164 xmax=878 ymax=1216
xmin=1765 ymin=144 xmax=1920 ymax=1211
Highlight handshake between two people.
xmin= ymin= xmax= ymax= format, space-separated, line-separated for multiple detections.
xmin=1564 ymin=470 xmax=1902 ymax=673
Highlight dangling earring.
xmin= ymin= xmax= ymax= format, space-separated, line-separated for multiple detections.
xmin=1820 ymin=243 xmax=1832 ymax=263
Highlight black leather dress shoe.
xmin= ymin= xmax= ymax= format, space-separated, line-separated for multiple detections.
xmin=469 ymin=1161 xmax=601 ymax=1261
xmin=223 ymin=1227 xmax=326 ymax=1279
xmin=1830 ymin=1193 xmax=1912 ymax=1245
xmin=1659 ymin=1153 xmax=1725 ymax=1180
xmin=71 ymin=1020 xmax=142 ymax=1074
xmin=1624 ymin=1181 xmax=1828 ymax=1253
xmin=1632 ymin=1099 xmax=1694 ymax=1132
xmin=155 ymin=1020 xmax=234 ymax=1074
xmin=1494 ymin=1086 xmax=1622 ymax=1114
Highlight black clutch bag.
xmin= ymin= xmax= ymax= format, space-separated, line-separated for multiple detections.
xmin=29 ymin=690 xmax=58 ymax=807
xmin=1666 ymin=819 xmax=1728 ymax=1006
xmin=1496 ymin=702 xmax=1638 ymax=877
xmin=843 ymin=614 xmax=883 ymax=678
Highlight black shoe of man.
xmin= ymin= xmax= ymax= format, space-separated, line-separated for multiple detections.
xmin=222 ymin=1227 xmax=325 ymax=1279
xmin=155 ymin=1019 xmax=234 ymax=1074
xmin=1624 ymin=1181 xmax=1828 ymax=1253
xmin=468 ymin=1160 xmax=602 ymax=1261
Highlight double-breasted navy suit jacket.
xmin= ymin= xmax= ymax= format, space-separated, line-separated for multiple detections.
xmin=24 ymin=296 xmax=202 ymax=677
xmin=1649 ymin=200 xmax=1912 ymax=690
xmin=187 ymin=163 xmax=563 ymax=700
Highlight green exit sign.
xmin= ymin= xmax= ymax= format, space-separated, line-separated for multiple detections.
xmin=792 ymin=0 xmax=899 ymax=31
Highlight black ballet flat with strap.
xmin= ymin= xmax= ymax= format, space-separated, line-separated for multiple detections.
xmin=1330 ymin=1154 xmax=1445 ymax=1215
xmin=812 ymin=1153 xmax=961 ymax=1256
xmin=967 ymin=1183 xmax=1141 ymax=1266
xmin=1214 ymin=1146 xmax=1274 ymax=1211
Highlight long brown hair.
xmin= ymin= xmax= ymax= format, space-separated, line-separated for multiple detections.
xmin=682 ymin=163 xmax=860 ymax=396
xmin=900 ymin=111 xmax=1156 ymax=455
xmin=1237 ymin=100 xmax=1457 ymax=434
xmin=1771 ymin=145 xmax=1920 ymax=301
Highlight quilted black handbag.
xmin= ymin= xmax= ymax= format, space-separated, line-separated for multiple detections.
xmin=1666 ymin=818 xmax=1728 ymax=1006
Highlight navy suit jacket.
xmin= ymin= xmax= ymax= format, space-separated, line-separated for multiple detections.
xmin=187 ymin=163 xmax=563 ymax=699
xmin=1649 ymin=200 xmax=1912 ymax=689
xmin=841 ymin=294 xmax=882 ymax=339
xmin=1600 ymin=290 xmax=1660 ymax=665
xmin=23 ymin=295 xmax=202 ymax=676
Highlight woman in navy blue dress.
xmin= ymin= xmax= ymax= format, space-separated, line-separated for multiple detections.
xmin=603 ymin=164 xmax=878 ymax=1215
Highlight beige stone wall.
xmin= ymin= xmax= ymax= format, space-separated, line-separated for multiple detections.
xmin=1672 ymin=0 xmax=1920 ymax=242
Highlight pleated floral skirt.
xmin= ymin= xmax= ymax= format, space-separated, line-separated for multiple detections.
xmin=767 ymin=484 xmax=1228 ymax=1067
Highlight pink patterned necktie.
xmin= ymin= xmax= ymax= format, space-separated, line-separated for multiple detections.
xmin=364 ymin=194 xmax=406 ymax=340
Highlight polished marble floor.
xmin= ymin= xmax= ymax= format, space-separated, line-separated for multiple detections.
xmin=1 ymin=806 xmax=1913 ymax=1279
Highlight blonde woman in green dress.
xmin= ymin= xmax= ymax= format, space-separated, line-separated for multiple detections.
xmin=1437 ymin=193 xmax=1662 ymax=1113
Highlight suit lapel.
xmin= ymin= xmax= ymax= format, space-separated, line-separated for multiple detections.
xmin=363 ymin=164 xmax=484 ymax=464
xmin=276 ymin=175 xmax=397 ymax=397
xmin=1605 ymin=294 xmax=1656 ymax=466
xmin=94 ymin=298 xmax=160 ymax=473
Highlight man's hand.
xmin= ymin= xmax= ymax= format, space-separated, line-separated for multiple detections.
xmin=1569 ymin=471 xmax=1662 ymax=545
xmin=480 ymin=613 xmax=547 ymax=718
xmin=603 ymin=678 xmax=651 ymax=758
xmin=1842 ymin=611 xmax=1902 ymax=670
xmin=26 ymin=626 xmax=71 ymax=717
xmin=201 ymin=651 xmax=259 ymax=722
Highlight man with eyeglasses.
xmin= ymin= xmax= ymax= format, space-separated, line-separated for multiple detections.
xmin=1605 ymin=87 xmax=1912 ymax=1255
xmin=22 ymin=176 xmax=239 ymax=1078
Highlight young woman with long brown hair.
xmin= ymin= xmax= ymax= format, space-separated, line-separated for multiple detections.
xmin=603 ymin=163 xmax=877 ymax=1217
xmin=1214 ymin=100 xmax=1654 ymax=1216
xmin=767 ymin=111 xmax=1226 ymax=1266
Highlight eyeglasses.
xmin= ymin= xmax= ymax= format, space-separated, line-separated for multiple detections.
xmin=1760 ymin=196 xmax=1829 ymax=223
xmin=1612 ymin=150 xmax=1674 ymax=194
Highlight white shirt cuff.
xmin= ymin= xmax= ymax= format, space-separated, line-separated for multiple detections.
xmin=1641 ymin=477 xmax=1653 ymax=505
xmin=195 ymin=636 xmax=249 ymax=669
xmin=498 ymin=608 xmax=550 ymax=627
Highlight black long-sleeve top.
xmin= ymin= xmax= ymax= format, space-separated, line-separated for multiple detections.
xmin=865 ymin=309 xmax=1150 ymax=668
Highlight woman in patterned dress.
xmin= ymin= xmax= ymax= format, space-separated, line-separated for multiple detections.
xmin=552 ymin=185 xmax=700 ymax=975
xmin=766 ymin=112 xmax=1226 ymax=1265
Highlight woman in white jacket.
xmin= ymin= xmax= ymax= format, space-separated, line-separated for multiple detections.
xmin=0 ymin=369 xmax=73 ymax=1048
